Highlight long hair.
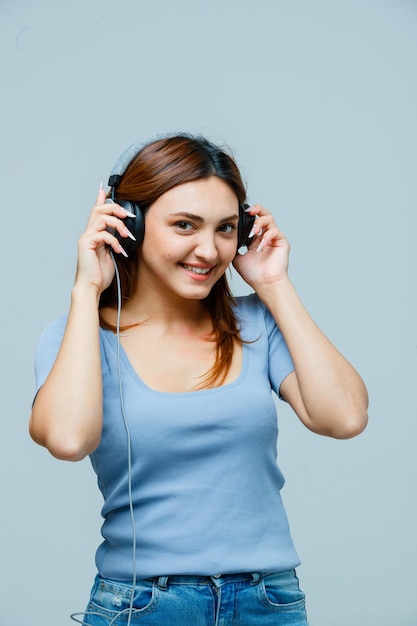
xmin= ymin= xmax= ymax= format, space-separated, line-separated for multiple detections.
xmin=100 ymin=134 xmax=248 ymax=388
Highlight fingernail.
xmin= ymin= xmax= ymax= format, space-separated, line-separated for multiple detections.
xmin=119 ymin=246 xmax=128 ymax=258
xmin=248 ymin=224 xmax=258 ymax=239
xmin=256 ymin=238 xmax=266 ymax=253
xmin=122 ymin=208 xmax=136 ymax=218
xmin=244 ymin=205 xmax=254 ymax=212
xmin=99 ymin=181 xmax=103 ymax=191
xmin=127 ymin=229 xmax=136 ymax=241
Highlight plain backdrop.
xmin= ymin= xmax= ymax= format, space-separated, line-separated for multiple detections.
xmin=1 ymin=1 xmax=416 ymax=625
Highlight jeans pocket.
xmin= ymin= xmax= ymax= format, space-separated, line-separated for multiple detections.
xmin=258 ymin=570 xmax=306 ymax=612
xmin=87 ymin=576 xmax=158 ymax=622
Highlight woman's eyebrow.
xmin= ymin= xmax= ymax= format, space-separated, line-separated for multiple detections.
xmin=170 ymin=212 xmax=239 ymax=223
xmin=170 ymin=212 xmax=204 ymax=222
xmin=219 ymin=214 xmax=240 ymax=223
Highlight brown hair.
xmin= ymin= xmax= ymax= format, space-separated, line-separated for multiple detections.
xmin=100 ymin=134 xmax=247 ymax=388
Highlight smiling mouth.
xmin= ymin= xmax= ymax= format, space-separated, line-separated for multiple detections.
xmin=181 ymin=264 xmax=213 ymax=275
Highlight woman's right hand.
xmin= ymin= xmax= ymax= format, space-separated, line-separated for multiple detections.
xmin=29 ymin=188 xmax=139 ymax=460
xmin=75 ymin=187 xmax=136 ymax=295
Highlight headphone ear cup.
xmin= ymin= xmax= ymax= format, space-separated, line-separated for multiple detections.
xmin=114 ymin=198 xmax=145 ymax=254
xmin=237 ymin=205 xmax=255 ymax=250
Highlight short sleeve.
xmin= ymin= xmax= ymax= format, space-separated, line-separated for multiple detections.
xmin=235 ymin=294 xmax=294 ymax=399
xmin=34 ymin=316 xmax=68 ymax=395
xmin=260 ymin=300 xmax=294 ymax=398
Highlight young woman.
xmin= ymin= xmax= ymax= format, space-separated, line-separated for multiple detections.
xmin=30 ymin=133 xmax=368 ymax=626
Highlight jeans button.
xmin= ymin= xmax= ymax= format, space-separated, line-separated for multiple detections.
xmin=213 ymin=574 xmax=221 ymax=578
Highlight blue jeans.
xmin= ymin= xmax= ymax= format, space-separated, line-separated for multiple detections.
xmin=72 ymin=570 xmax=308 ymax=625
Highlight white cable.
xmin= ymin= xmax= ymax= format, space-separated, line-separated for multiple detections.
xmin=111 ymin=250 xmax=137 ymax=626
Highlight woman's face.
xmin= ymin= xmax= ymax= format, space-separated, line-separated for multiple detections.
xmin=137 ymin=176 xmax=240 ymax=301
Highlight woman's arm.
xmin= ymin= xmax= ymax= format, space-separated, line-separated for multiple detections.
xmin=29 ymin=188 xmax=135 ymax=461
xmin=259 ymin=278 xmax=368 ymax=438
xmin=233 ymin=205 xmax=368 ymax=439
xmin=30 ymin=287 xmax=103 ymax=461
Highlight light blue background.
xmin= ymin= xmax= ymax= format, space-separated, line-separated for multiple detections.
xmin=1 ymin=1 xmax=416 ymax=624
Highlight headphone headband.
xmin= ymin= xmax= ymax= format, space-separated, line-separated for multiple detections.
xmin=108 ymin=132 xmax=186 ymax=188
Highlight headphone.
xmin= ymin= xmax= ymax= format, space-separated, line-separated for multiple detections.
xmin=107 ymin=133 xmax=255 ymax=255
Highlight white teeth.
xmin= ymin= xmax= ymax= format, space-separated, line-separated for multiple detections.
xmin=183 ymin=264 xmax=211 ymax=275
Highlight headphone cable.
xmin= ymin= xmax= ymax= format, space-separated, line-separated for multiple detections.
xmin=111 ymin=250 xmax=137 ymax=626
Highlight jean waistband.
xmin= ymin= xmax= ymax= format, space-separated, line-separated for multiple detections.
xmin=152 ymin=573 xmax=261 ymax=590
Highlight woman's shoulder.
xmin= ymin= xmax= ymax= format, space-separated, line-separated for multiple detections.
xmin=34 ymin=315 xmax=69 ymax=391
xmin=234 ymin=292 xmax=259 ymax=313
xmin=37 ymin=314 xmax=68 ymax=346
xmin=234 ymin=293 xmax=280 ymax=338
xmin=233 ymin=293 xmax=269 ymax=334
xmin=234 ymin=292 xmax=270 ymax=321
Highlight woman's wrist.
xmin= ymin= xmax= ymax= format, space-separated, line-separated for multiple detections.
xmin=71 ymin=282 xmax=102 ymax=309
xmin=255 ymin=276 xmax=295 ymax=306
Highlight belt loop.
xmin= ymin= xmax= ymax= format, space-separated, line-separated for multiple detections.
xmin=250 ymin=573 xmax=261 ymax=585
xmin=156 ymin=576 xmax=169 ymax=590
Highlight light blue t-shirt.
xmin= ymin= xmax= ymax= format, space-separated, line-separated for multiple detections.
xmin=34 ymin=293 xmax=300 ymax=581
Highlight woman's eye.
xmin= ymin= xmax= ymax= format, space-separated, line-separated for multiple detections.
xmin=176 ymin=221 xmax=193 ymax=231
xmin=218 ymin=223 xmax=236 ymax=234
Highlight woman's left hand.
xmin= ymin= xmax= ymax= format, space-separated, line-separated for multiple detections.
xmin=233 ymin=204 xmax=290 ymax=289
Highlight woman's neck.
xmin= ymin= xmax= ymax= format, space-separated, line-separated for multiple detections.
xmin=101 ymin=287 xmax=212 ymax=333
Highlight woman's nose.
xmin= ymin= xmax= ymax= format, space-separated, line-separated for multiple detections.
xmin=194 ymin=232 xmax=218 ymax=261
